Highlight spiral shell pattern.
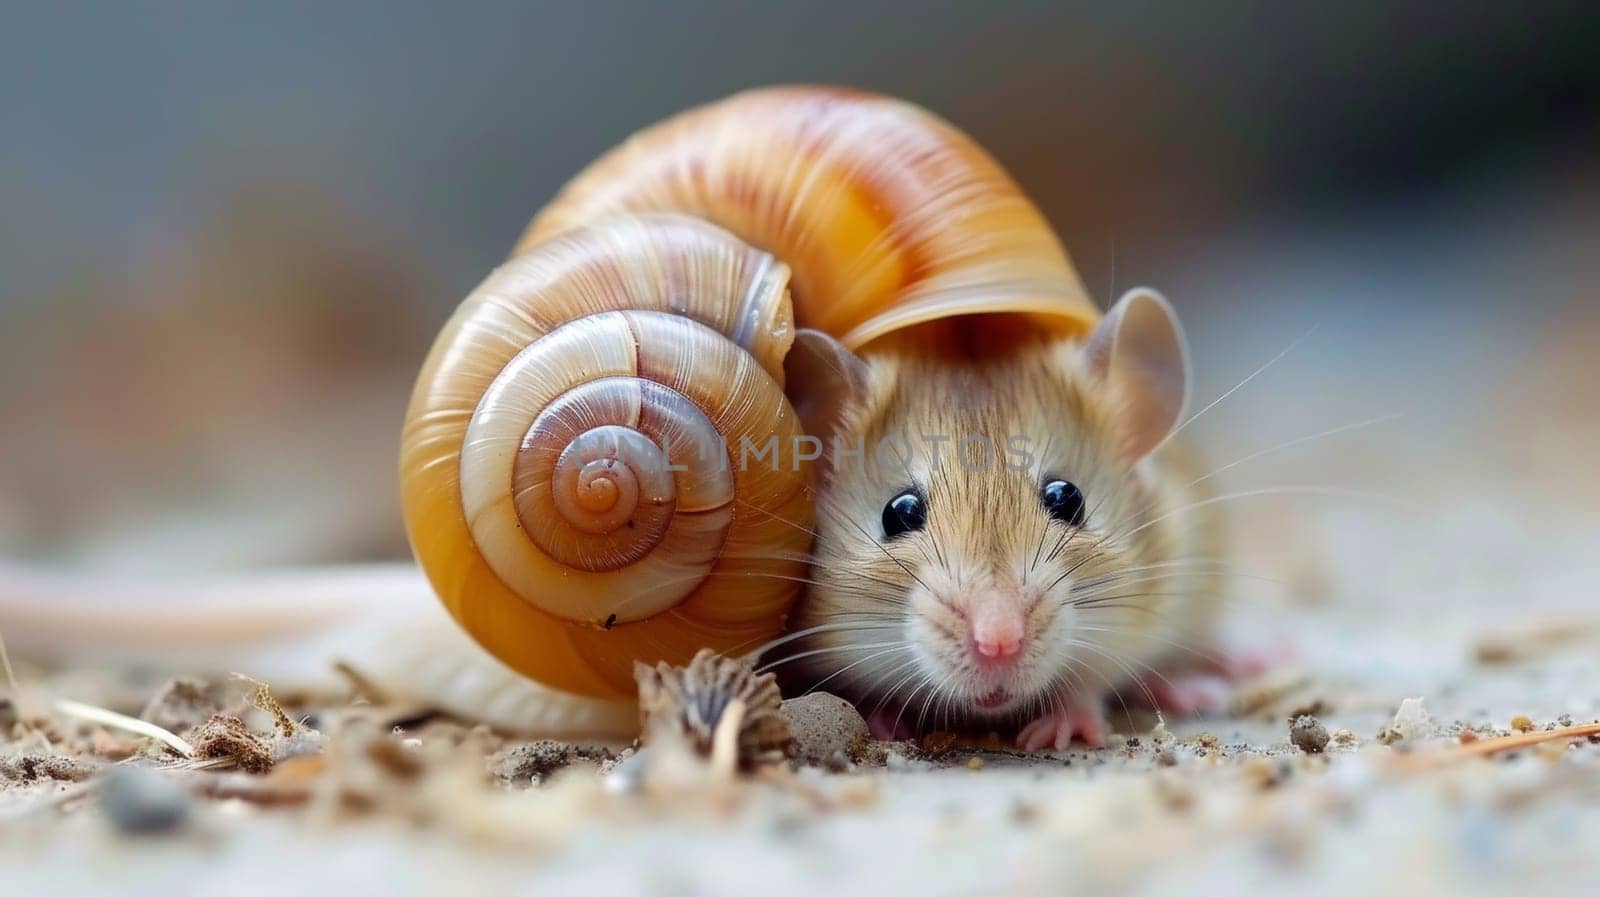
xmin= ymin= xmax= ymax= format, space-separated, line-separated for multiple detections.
xmin=402 ymin=215 xmax=813 ymax=698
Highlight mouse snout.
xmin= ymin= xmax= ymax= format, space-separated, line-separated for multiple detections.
xmin=968 ymin=598 xmax=1026 ymax=666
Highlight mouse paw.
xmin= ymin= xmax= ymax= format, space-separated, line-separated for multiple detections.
xmin=1016 ymin=697 xmax=1108 ymax=751
xmin=1203 ymin=640 xmax=1295 ymax=682
xmin=1131 ymin=673 xmax=1230 ymax=717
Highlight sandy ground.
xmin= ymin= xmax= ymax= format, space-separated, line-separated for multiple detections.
xmin=3 ymin=610 xmax=1598 ymax=897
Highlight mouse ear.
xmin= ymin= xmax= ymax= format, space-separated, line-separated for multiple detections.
xmin=785 ymin=329 xmax=873 ymax=480
xmin=1083 ymin=288 xmax=1192 ymax=462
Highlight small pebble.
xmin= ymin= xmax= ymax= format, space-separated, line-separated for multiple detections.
xmin=780 ymin=693 xmax=870 ymax=765
xmin=1379 ymin=697 xmax=1434 ymax=744
xmin=1289 ymin=715 xmax=1329 ymax=754
xmin=99 ymin=765 xmax=191 ymax=835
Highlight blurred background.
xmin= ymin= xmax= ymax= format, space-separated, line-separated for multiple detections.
xmin=2 ymin=2 xmax=1597 ymax=623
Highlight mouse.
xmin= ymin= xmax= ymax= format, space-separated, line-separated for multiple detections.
xmin=0 ymin=290 xmax=1256 ymax=750
xmin=775 ymin=288 xmax=1249 ymax=750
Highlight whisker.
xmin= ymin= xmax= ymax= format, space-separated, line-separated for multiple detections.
xmin=1064 ymin=637 xmax=1187 ymax=724
xmin=1028 ymin=433 xmax=1060 ymax=574
xmin=892 ymin=673 xmax=939 ymax=738
xmin=1152 ymin=324 xmax=1319 ymax=457
xmin=1111 ymin=485 xmax=1404 ymax=546
xmin=733 ymin=497 xmax=821 ymax=541
xmin=819 ymin=503 xmax=938 ymax=595
xmin=806 ymin=646 xmax=915 ymax=700
xmin=758 ymin=639 xmax=907 ymax=674
xmin=1072 ymin=622 xmax=1232 ymax=671
xmin=1068 ymin=569 xmax=1239 ymax=598
xmin=864 ymin=657 xmax=926 ymax=721
xmin=742 ymin=619 xmax=903 ymax=658
xmin=1071 ymin=592 xmax=1190 ymax=609
xmin=1185 ymin=412 xmax=1403 ymax=489
xmin=1060 ymin=643 xmax=1146 ymax=730
xmin=887 ymin=442 xmax=947 ymax=570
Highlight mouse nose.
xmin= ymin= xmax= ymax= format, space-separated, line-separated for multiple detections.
xmin=970 ymin=603 xmax=1025 ymax=664
xmin=974 ymin=635 xmax=1023 ymax=660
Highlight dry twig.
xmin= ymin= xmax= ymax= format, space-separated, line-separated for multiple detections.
xmin=53 ymin=698 xmax=196 ymax=758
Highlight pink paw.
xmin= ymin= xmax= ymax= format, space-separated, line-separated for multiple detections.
xmin=1206 ymin=640 xmax=1294 ymax=681
xmin=1127 ymin=640 xmax=1295 ymax=717
xmin=866 ymin=707 xmax=916 ymax=742
xmin=1134 ymin=673 xmax=1230 ymax=716
xmin=1016 ymin=697 xmax=1108 ymax=751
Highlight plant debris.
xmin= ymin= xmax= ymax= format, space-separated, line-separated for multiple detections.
xmin=1395 ymin=720 xmax=1600 ymax=769
xmin=187 ymin=713 xmax=274 ymax=774
xmin=55 ymin=698 xmax=196 ymax=757
xmin=1230 ymin=670 xmax=1312 ymax=718
xmin=635 ymin=649 xmax=791 ymax=771
xmin=235 ymin=673 xmax=297 ymax=736
xmin=1474 ymin=616 xmax=1600 ymax=664
xmin=0 ymin=754 xmax=99 ymax=783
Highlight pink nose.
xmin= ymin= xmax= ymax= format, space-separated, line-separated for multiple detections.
xmin=974 ymin=636 xmax=1023 ymax=659
xmin=970 ymin=604 xmax=1025 ymax=663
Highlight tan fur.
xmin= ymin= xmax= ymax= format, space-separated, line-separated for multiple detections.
xmin=783 ymin=335 xmax=1223 ymax=730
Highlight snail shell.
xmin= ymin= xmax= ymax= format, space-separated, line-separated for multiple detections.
xmin=400 ymin=86 xmax=1099 ymax=699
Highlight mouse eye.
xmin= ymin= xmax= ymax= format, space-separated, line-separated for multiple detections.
xmin=1040 ymin=479 xmax=1086 ymax=526
xmin=881 ymin=490 xmax=927 ymax=539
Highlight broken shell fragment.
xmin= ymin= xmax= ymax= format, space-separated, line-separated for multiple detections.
xmin=634 ymin=649 xmax=791 ymax=771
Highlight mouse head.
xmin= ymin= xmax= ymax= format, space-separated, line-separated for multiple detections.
xmin=782 ymin=289 xmax=1191 ymax=725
